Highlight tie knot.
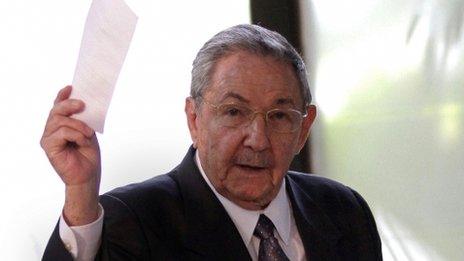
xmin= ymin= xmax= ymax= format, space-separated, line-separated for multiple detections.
xmin=254 ymin=214 xmax=275 ymax=240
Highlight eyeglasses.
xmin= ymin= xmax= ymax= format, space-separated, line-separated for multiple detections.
xmin=200 ymin=99 xmax=307 ymax=133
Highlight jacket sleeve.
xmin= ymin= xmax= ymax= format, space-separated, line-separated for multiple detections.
xmin=94 ymin=194 xmax=151 ymax=261
xmin=42 ymin=219 xmax=74 ymax=261
xmin=42 ymin=194 xmax=152 ymax=261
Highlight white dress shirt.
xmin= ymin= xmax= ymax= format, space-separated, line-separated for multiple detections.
xmin=59 ymin=205 xmax=103 ymax=261
xmin=59 ymin=152 xmax=306 ymax=260
xmin=195 ymin=152 xmax=306 ymax=261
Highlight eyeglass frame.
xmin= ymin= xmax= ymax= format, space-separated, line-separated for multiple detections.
xmin=196 ymin=96 xmax=309 ymax=134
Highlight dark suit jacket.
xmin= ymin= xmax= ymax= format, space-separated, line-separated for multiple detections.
xmin=43 ymin=146 xmax=382 ymax=260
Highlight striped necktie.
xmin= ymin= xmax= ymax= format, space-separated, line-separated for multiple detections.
xmin=253 ymin=214 xmax=290 ymax=261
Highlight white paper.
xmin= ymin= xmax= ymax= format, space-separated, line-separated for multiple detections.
xmin=70 ymin=0 xmax=137 ymax=133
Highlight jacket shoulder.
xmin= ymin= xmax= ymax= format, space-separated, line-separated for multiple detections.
xmin=104 ymin=172 xmax=180 ymax=201
xmin=287 ymin=171 xmax=382 ymax=259
xmin=287 ymin=171 xmax=371 ymax=213
xmin=287 ymin=171 xmax=354 ymax=197
xmin=101 ymin=170 xmax=184 ymax=220
xmin=97 ymin=171 xmax=185 ymax=259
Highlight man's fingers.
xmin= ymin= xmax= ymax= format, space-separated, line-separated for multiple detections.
xmin=60 ymin=127 xmax=92 ymax=147
xmin=49 ymin=99 xmax=85 ymax=117
xmin=44 ymin=115 xmax=94 ymax=139
xmin=41 ymin=126 xmax=92 ymax=153
xmin=43 ymin=87 xmax=92 ymax=154
xmin=54 ymin=85 xmax=73 ymax=105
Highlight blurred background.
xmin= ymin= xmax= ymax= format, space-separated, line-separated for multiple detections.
xmin=0 ymin=0 xmax=462 ymax=260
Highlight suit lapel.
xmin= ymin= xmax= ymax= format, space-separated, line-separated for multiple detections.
xmin=286 ymin=174 xmax=342 ymax=261
xmin=171 ymin=147 xmax=251 ymax=260
xmin=170 ymin=148 xmax=342 ymax=260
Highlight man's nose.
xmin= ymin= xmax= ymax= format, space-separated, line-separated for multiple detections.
xmin=243 ymin=113 xmax=271 ymax=151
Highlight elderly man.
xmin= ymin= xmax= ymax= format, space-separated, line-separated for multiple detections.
xmin=42 ymin=24 xmax=382 ymax=260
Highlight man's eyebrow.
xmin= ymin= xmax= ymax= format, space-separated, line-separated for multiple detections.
xmin=219 ymin=94 xmax=297 ymax=107
xmin=275 ymin=97 xmax=296 ymax=106
xmin=219 ymin=92 xmax=250 ymax=103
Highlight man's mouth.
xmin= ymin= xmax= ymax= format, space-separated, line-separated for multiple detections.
xmin=236 ymin=164 xmax=267 ymax=171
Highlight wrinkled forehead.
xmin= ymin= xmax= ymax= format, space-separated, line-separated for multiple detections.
xmin=205 ymin=52 xmax=304 ymax=107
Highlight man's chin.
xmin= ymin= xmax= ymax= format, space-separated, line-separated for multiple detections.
xmin=224 ymin=183 xmax=276 ymax=209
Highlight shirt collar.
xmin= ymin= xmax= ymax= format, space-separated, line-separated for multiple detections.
xmin=194 ymin=151 xmax=291 ymax=246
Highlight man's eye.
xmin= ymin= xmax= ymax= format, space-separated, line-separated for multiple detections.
xmin=271 ymin=111 xmax=289 ymax=120
xmin=273 ymin=111 xmax=287 ymax=119
xmin=225 ymin=107 xmax=241 ymax=116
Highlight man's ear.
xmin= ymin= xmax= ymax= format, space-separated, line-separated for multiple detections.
xmin=296 ymin=105 xmax=317 ymax=154
xmin=185 ymin=97 xmax=199 ymax=148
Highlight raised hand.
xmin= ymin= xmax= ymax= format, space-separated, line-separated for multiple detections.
xmin=41 ymin=85 xmax=101 ymax=225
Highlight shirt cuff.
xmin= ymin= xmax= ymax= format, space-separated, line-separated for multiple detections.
xmin=59 ymin=204 xmax=104 ymax=261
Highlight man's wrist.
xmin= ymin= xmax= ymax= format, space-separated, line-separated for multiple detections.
xmin=64 ymin=183 xmax=100 ymax=226
xmin=60 ymin=204 xmax=104 ymax=260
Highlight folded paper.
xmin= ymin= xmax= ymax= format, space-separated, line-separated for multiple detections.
xmin=70 ymin=0 xmax=137 ymax=133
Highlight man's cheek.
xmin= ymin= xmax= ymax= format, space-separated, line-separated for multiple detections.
xmin=281 ymin=137 xmax=299 ymax=154
xmin=274 ymin=143 xmax=297 ymax=168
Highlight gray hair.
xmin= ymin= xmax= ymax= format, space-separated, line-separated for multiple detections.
xmin=190 ymin=24 xmax=312 ymax=108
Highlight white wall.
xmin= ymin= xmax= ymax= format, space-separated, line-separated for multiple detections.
xmin=301 ymin=0 xmax=464 ymax=260
xmin=0 ymin=1 xmax=249 ymax=259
